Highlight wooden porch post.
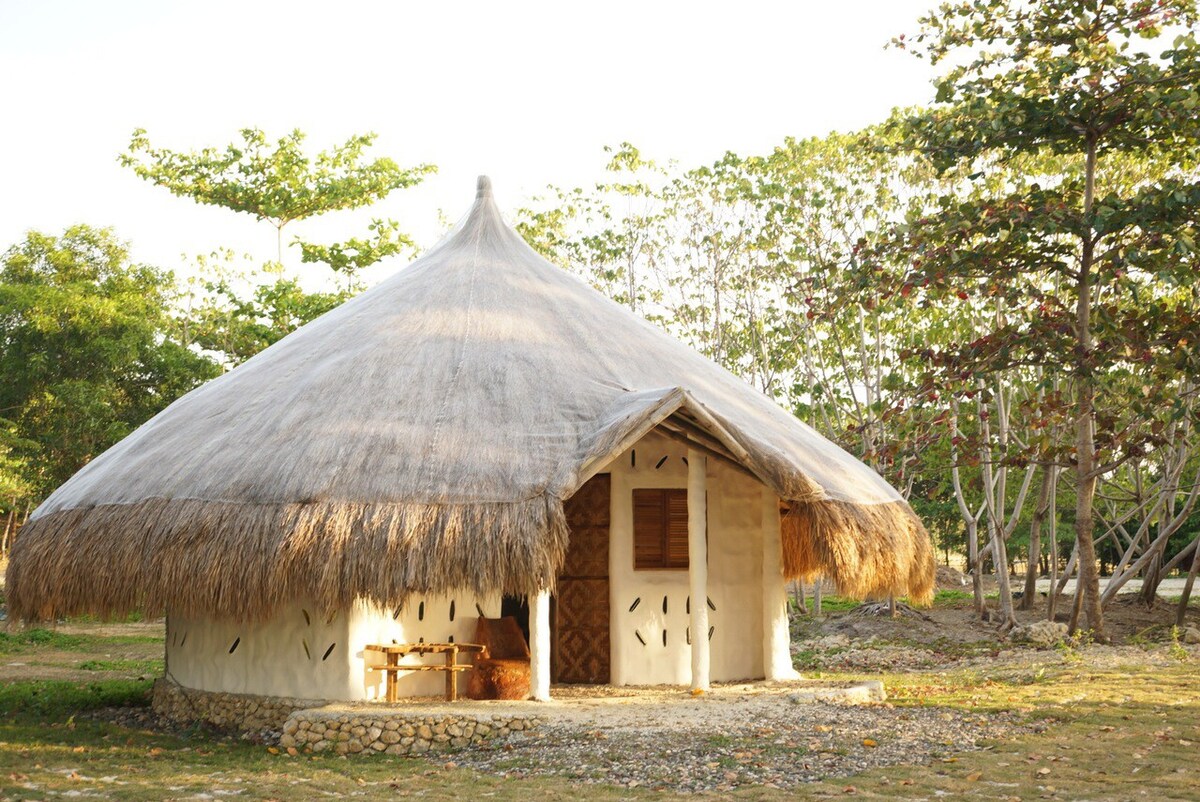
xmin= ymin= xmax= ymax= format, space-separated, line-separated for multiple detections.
xmin=529 ymin=588 xmax=551 ymax=701
xmin=688 ymin=449 xmax=710 ymax=691
xmin=762 ymin=490 xmax=800 ymax=680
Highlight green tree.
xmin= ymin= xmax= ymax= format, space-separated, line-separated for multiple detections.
xmin=0 ymin=226 xmax=220 ymax=497
xmin=122 ymin=128 xmax=434 ymax=362
xmin=296 ymin=218 xmax=414 ymax=290
xmin=178 ymin=252 xmax=351 ymax=366
xmin=0 ymin=420 xmax=33 ymax=502
xmin=885 ymin=0 xmax=1200 ymax=638
xmin=517 ymin=144 xmax=670 ymax=315
xmin=120 ymin=127 xmax=433 ymax=269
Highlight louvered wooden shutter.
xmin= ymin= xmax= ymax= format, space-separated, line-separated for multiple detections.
xmin=664 ymin=490 xmax=689 ymax=568
xmin=633 ymin=488 xmax=688 ymax=570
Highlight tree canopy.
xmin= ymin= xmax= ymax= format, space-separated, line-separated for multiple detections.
xmin=0 ymin=226 xmax=220 ymax=498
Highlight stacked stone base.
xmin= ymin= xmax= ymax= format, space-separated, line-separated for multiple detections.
xmin=282 ymin=710 xmax=538 ymax=756
xmin=152 ymin=677 xmax=318 ymax=732
xmin=151 ymin=677 xmax=539 ymax=757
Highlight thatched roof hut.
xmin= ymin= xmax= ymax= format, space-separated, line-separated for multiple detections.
xmin=7 ymin=177 xmax=933 ymax=626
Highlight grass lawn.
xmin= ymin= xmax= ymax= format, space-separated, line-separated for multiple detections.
xmin=1 ymin=623 xmax=1197 ymax=800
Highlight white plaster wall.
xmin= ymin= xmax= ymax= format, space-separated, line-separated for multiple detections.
xmin=166 ymin=592 xmax=500 ymax=701
xmin=166 ymin=602 xmax=357 ymax=699
xmin=706 ymin=459 xmax=765 ymax=681
xmin=348 ymin=593 xmax=501 ymax=699
xmin=606 ymin=431 xmax=765 ymax=685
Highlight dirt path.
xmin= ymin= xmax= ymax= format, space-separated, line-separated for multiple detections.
xmin=797 ymin=594 xmax=1198 ymax=650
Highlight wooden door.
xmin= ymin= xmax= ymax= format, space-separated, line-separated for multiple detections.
xmin=553 ymin=473 xmax=611 ymax=683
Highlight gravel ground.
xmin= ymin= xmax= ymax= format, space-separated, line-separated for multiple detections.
xmin=85 ymin=681 xmax=1036 ymax=793
xmin=438 ymin=688 xmax=1036 ymax=793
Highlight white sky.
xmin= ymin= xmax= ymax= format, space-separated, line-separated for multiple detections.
xmin=0 ymin=0 xmax=936 ymax=284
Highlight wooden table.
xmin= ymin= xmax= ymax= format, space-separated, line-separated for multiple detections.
xmin=365 ymin=642 xmax=487 ymax=702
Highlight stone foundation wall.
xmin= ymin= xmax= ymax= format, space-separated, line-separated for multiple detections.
xmin=151 ymin=677 xmax=540 ymax=757
xmin=281 ymin=710 xmax=539 ymax=756
xmin=152 ymin=677 xmax=322 ymax=732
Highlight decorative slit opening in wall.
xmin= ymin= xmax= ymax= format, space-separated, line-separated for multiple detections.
xmin=655 ymin=456 xmax=668 ymax=469
xmin=635 ymin=630 xmax=646 ymax=646
xmin=662 ymin=596 xmax=668 ymax=614
xmin=448 ymin=635 xmax=455 ymax=644
xmin=449 ymin=600 xmax=456 ymax=622
xmin=419 ymin=637 xmax=425 ymax=644
xmin=322 ymin=643 xmax=336 ymax=661
xmin=628 ymin=597 xmax=641 ymax=612
xmin=662 ymin=630 xmax=668 ymax=647
xmin=302 ymin=609 xmax=311 ymax=626
xmin=707 ymin=597 xmax=717 ymax=611
xmin=302 ymin=638 xmax=311 ymax=659
xmin=179 ymin=633 xmax=186 ymax=648
xmin=475 ymin=602 xmax=485 ymax=617
xmin=708 ymin=626 xmax=715 ymax=640
xmin=418 ymin=601 xmax=425 ymax=621
xmin=228 ymin=637 xmax=240 ymax=655
xmin=686 ymin=596 xmax=690 ymax=614
xmin=687 ymin=627 xmax=691 ymax=645
xmin=631 ymin=449 xmax=636 ymax=467
xmin=393 ymin=606 xmax=402 ymax=620
xmin=682 ymin=457 xmax=688 ymax=466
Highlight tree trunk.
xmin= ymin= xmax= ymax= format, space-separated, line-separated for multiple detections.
xmin=1139 ymin=551 xmax=1163 ymax=607
xmin=793 ymin=579 xmax=808 ymax=616
xmin=966 ymin=517 xmax=984 ymax=616
xmin=1021 ymin=466 xmax=1056 ymax=610
xmin=1176 ymin=539 xmax=1200 ymax=628
xmin=1162 ymin=535 xmax=1198 ymax=576
xmin=1057 ymin=547 xmax=1078 ymax=596
xmin=1047 ymin=473 xmax=1060 ymax=622
xmin=812 ymin=579 xmax=822 ymax=618
xmin=1069 ymin=574 xmax=1086 ymax=633
xmin=1 ymin=505 xmax=14 ymax=555
xmin=1073 ymin=136 xmax=1106 ymax=640
xmin=992 ymin=531 xmax=1017 ymax=630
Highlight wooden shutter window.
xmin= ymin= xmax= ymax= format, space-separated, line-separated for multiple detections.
xmin=633 ymin=488 xmax=688 ymax=570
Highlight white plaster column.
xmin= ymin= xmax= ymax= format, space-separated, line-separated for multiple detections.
xmin=688 ymin=449 xmax=710 ymax=691
xmin=762 ymin=490 xmax=801 ymax=680
xmin=529 ymin=588 xmax=551 ymax=701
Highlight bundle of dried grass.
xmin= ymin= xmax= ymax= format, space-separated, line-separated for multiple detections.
xmin=781 ymin=500 xmax=936 ymax=606
xmin=7 ymin=177 xmax=935 ymax=622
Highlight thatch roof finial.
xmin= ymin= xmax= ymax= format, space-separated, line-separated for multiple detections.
xmin=476 ymin=175 xmax=493 ymax=199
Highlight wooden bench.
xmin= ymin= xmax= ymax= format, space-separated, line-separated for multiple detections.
xmin=365 ymin=642 xmax=487 ymax=702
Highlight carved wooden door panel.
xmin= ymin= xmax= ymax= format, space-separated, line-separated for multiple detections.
xmin=553 ymin=473 xmax=611 ymax=683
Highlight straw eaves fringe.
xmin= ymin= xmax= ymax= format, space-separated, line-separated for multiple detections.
xmin=781 ymin=498 xmax=936 ymax=606
xmin=5 ymin=496 xmax=568 ymax=623
xmin=8 ymin=492 xmax=936 ymax=623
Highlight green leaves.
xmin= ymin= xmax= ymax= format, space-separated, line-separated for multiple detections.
xmin=176 ymin=252 xmax=351 ymax=367
xmin=120 ymin=128 xmax=434 ymax=230
xmin=0 ymin=227 xmax=220 ymax=498
xmin=880 ymin=0 xmax=1200 ymax=468
xmin=120 ymin=127 xmax=435 ymax=365
xmin=296 ymin=218 xmax=415 ymax=278
xmin=898 ymin=0 xmax=1200 ymax=168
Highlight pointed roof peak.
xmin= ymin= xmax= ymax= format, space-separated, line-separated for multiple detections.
xmin=476 ymin=175 xmax=493 ymax=199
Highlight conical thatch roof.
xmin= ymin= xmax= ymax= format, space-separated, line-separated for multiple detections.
xmin=7 ymin=178 xmax=934 ymax=622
